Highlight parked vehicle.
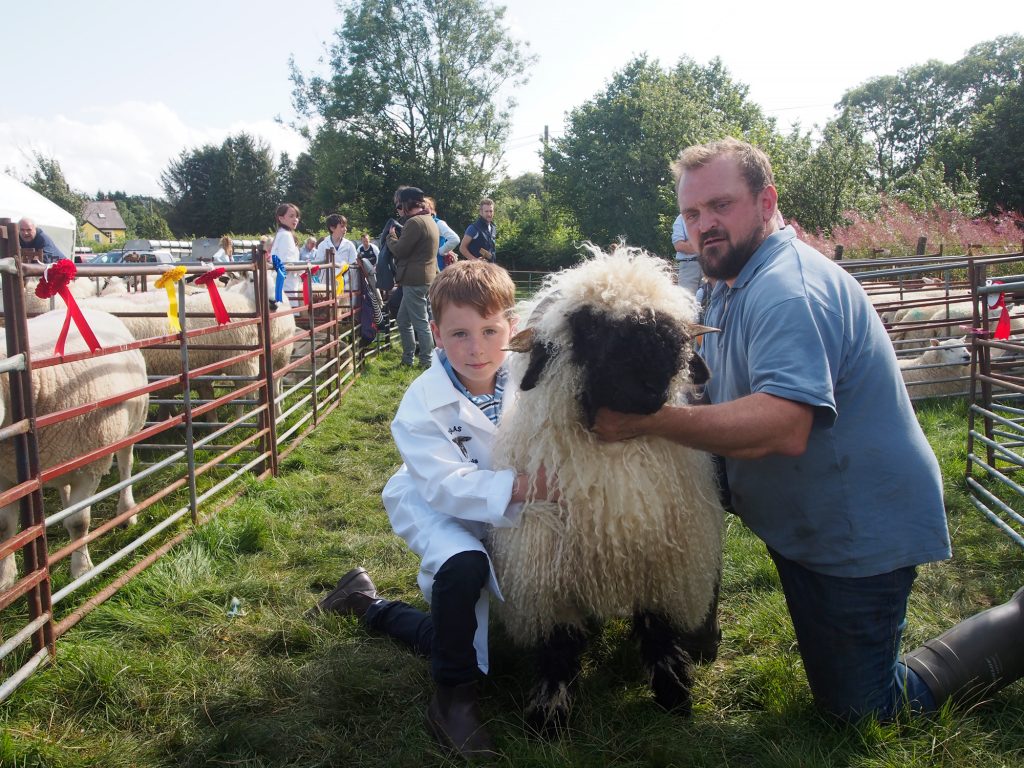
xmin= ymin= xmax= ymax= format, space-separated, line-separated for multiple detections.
xmin=90 ymin=250 xmax=126 ymax=265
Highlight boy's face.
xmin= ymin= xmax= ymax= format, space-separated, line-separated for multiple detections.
xmin=430 ymin=303 xmax=515 ymax=397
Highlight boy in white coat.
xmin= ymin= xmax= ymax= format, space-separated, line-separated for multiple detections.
xmin=311 ymin=261 xmax=555 ymax=759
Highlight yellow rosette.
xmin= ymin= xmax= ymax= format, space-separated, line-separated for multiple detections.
xmin=335 ymin=261 xmax=349 ymax=294
xmin=155 ymin=265 xmax=188 ymax=332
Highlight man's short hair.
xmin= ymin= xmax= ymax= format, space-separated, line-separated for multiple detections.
xmin=429 ymin=260 xmax=515 ymax=326
xmin=479 ymin=197 xmax=495 ymax=209
xmin=325 ymin=213 xmax=347 ymax=229
xmin=672 ymin=137 xmax=775 ymax=197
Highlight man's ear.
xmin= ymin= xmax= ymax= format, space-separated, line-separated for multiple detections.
xmin=760 ymin=185 xmax=779 ymax=224
xmin=430 ymin=321 xmax=443 ymax=348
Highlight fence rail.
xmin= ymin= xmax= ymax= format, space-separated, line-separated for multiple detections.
xmin=0 ymin=218 xmax=392 ymax=703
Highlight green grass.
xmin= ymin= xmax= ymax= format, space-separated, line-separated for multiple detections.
xmin=2 ymin=371 xmax=1023 ymax=767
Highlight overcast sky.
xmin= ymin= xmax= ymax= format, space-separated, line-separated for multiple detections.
xmin=2 ymin=0 xmax=1020 ymax=198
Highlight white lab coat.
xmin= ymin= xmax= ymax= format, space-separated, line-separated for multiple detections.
xmin=382 ymin=350 xmax=521 ymax=673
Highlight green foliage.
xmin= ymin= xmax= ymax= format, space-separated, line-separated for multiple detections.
xmin=892 ymin=155 xmax=983 ymax=217
xmin=545 ymin=55 xmax=773 ymax=254
xmin=24 ymin=151 xmax=86 ymax=221
xmin=292 ymin=0 xmax=533 ymax=230
xmin=838 ymin=33 xmax=1024 ymax=211
xmin=493 ymin=189 xmax=582 ymax=270
xmin=774 ymin=116 xmax=879 ymax=235
xmin=964 ymin=81 xmax=1024 ymax=213
xmin=160 ymin=133 xmax=279 ymax=237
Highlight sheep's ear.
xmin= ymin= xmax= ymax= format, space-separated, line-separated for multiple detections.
xmin=929 ymin=338 xmax=939 ymax=347
xmin=505 ymin=327 xmax=535 ymax=353
xmin=688 ymin=352 xmax=711 ymax=386
xmin=520 ymin=342 xmax=555 ymax=391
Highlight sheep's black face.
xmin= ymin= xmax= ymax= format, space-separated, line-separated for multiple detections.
xmin=567 ymin=305 xmax=689 ymax=428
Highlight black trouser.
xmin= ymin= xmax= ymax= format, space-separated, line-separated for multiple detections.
xmin=363 ymin=550 xmax=489 ymax=686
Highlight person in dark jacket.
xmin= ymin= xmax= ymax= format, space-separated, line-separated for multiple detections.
xmin=387 ymin=186 xmax=440 ymax=367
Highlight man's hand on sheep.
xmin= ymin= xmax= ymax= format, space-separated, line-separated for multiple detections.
xmin=593 ymin=395 xmax=814 ymax=460
xmin=511 ymin=464 xmax=560 ymax=503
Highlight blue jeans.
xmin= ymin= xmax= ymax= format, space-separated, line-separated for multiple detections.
xmin=363 ymin=551 xmax=489 ymax=686
xmin=768 ymin=549 xmax=937 ymax=720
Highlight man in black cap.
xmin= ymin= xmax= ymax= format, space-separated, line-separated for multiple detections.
xmin=387 ymin=187 xmax=440 ymax=367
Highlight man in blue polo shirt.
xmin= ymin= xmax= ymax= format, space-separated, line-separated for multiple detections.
xmin=593 ymin=137 xmax=1024 ymax=721
xmin=459 ymin=198 xmax=496 ymax=263
xmin=18 ymin=217 xmax=66 ymax=263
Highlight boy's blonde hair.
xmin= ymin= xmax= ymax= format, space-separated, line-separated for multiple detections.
xmin=429 ymin=260 xmax=515 ymax=326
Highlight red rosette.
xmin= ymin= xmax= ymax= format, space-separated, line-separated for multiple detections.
xmin=35 ymin=258 xmax=77 ymax=299
xmin=301 ymin=265 xmax=321 ymax=306
xmin=194 ymin=267 xmax=230 ymax=325
xmin=35 ymin=260 xmax=100 ymax=355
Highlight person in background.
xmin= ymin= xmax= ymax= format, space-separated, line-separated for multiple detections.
xmin=388 ymin=186 xmax=439 ymax=367
xmin=18 ymin=217 xmax=66 ymax=263
xmin=211 ymin=236 xmax=234 ymax=263
xmin=299 ymin=236 xmax=318 ymax=263
xmin=594 ymin=137 xmax=1024 ymax=722
xmin=315 ymin=213 xmax=359 ymax=293
xmin=459 ymin=198 xmax=496 ymax=263
xmin=357 ymin=232 xmax=379 ymax=265
xmin=671 ymin=213 xmax=702 ymax=295
xmin=424 ymin=196 xmax=459 ymax=271
xmin=271 ymin=203 xmax=302 ymax=306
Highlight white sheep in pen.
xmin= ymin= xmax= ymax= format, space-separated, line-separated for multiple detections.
xmin=899 ymin=336 xmax=972 ymax=399
xmin=0 ymin=308 xmax=148 ymax=590
xmin=80 ymin=283 xmax=297 ymax=419
xmin=490 ymin=246 xmax=724 ymax=731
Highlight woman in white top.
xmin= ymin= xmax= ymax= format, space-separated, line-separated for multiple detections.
xmin=211 ymin=235 xmax=234 ymax=263
xmin=271 ymin=203 xmax=302 ymax=304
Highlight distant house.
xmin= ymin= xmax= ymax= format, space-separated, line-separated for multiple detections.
xmin=81 ymin=200 xmax=127 ymax=244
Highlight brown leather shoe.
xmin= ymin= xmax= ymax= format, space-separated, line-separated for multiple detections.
xmin=307 ymin=567 xmax=378 ymax=618
xmin=425 ymin=681 xmax=498 ymax=761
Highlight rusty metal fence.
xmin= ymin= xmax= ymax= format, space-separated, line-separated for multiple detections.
xmin=0 ymin=221 xmax=393 ymax=703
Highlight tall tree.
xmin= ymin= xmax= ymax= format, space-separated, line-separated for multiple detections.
xmin=292 ymin=0 xmax=533 ymax=229
xmin=838 ymin=34 xmax=1024 ymax=196
xmin=26 ymin=152 xmax=86 ymax=221
xmin=545 ymin=55 xmax=773 ymax=253
xmin=160 ymin=133 xmax=278 ymax=236
xmin=775 ymin=116 xmax=878 ymax=234
xmin=966 ymin=81 xmax=1024 ymax=212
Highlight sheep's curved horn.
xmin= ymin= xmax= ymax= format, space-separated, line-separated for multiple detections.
xmin=505 ymin=327 xmax=535 ymax=353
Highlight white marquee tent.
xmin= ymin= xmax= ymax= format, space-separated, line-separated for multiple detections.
xmin=0 ymin=173 xmax=77 ymax=258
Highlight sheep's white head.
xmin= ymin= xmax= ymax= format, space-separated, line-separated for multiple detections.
xmin=507 ymin=245 xmax=716 ymax=427
xmin=929 ymin=336 xmax=971 ymax=366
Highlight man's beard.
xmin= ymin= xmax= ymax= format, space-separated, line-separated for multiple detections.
xmin=697 ymin=225 xmax=765 ymax=281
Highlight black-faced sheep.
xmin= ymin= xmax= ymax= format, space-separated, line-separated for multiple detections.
xmin=490 ymin=246 xmax=724 ymax=731
xmin=0 ymin=308 xmax=148 ymax=590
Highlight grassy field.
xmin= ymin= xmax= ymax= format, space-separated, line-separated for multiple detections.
xmin=2 ymin=351 xmax=1023 ymax=767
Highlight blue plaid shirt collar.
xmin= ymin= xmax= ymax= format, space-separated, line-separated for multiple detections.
xmin=438 ymin=350 xmax=507 ymax=425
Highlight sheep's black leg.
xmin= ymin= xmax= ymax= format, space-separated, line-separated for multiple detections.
xmin=633 ymin=610 xmax=695 ymax=716
xmin=676 ymin=578 xmax=722 ymax=665
xmin=524 ymin=623 xmax=588 ymax=737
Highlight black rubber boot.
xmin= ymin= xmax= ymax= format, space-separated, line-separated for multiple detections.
xmin=425 ymin=681 xmax=498 ymax=761
xmin=903 ymin=586 xmax=1024 ymax=707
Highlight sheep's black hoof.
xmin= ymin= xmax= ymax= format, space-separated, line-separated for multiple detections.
xmin=524 ymin=680 xmax=571 ymax=738
xmin=650 ymin=654 xmax=694 ymax=716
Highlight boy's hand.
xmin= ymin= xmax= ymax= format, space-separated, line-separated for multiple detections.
xmin=511 ymin=465 xmax=560 ymax=503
